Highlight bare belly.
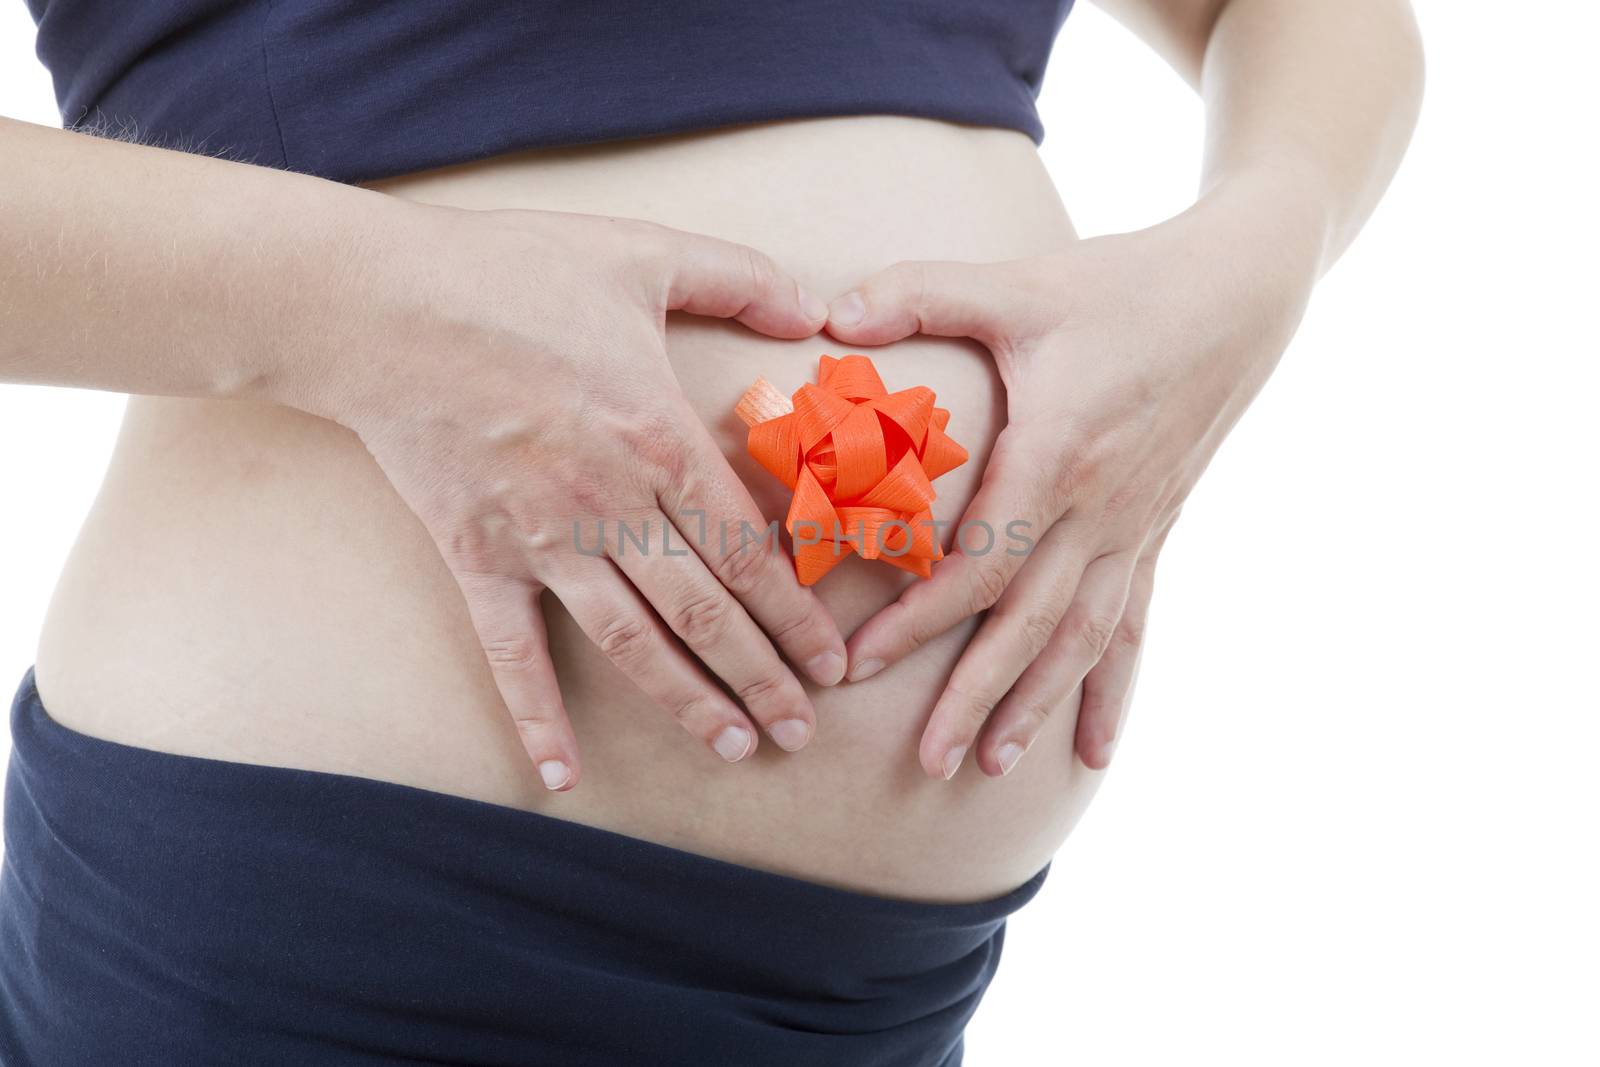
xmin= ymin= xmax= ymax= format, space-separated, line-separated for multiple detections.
xmin=32 ymin=116 xmax=1101 ymax=902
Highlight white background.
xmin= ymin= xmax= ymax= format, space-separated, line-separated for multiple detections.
xmin=2 ymin=3 xmax=1595 ymax=1063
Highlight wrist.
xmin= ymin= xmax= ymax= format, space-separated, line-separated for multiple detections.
xmin=242 ymin=184 xmax=432 ymax=423
xmin=1191 ymin=163 xmax=1333 ymax=289
xmin=1109 ymin=166 xmax=1327 ymax=380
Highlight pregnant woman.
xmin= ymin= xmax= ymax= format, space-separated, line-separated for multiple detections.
xmin=1 ymin=1 xmax=1422 ymax=1063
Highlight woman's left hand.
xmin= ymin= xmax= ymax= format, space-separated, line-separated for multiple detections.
xmin=825 ymin=178 xmax=1327 ymax=780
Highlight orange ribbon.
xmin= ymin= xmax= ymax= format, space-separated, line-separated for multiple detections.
xmin=735 ymin=354 xmax=968 ymax=586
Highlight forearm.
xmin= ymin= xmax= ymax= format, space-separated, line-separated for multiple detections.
xmin=1201 ymin=0 xmax=1423 ymax=269
xmin=1103 ymin=0 xmax=1425 ymax=272
xmin=0 ymin=116 xmax=399 ymax=405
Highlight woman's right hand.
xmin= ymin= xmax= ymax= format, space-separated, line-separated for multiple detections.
xmin=280 ymin=203 xmax=848 ymax=791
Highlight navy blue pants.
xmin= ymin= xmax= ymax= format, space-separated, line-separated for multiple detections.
xmin=0 ymin=668 xmax=1044 ymax=1065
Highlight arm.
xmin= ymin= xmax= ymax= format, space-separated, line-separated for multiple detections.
xmin=0 ymin=115 xmax=388 ymax=400
xmin=1109 ymin=0 xmax=1425 ymax=266
xmin=0 ymin=116 xmax=850 ymax=787
xmin=824 ymin=0 xmax=1424 ymax=777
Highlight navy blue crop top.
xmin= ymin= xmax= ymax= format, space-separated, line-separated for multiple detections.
xmin=24 ymin=0 xmax=1075 ymax=185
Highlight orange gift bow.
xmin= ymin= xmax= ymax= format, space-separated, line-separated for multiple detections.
xmin=734 ymin=354 xmax=968 ymax=586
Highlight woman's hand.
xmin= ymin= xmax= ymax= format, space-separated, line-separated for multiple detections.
xmin=283 ymin=203 xmax=849 ymax=790
xmin=825 ymin=176 xmax=1328 ymax=780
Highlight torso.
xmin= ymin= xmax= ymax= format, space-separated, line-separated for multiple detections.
xmin=32 ymin=116 xmax=1102 ymax=902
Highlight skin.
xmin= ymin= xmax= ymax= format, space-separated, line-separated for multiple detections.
xmin=0 ymin=119 xmax=853 ymax=791
xmin=294 ymin=207 xmax=860 ymax=788
xmin=29 ymin=117 xmax=1088 ymax=901
xmin=2 ymin=0 xmax=1423 ymax=826
xmin=830 ymin=0 xmax=1426 ymax=781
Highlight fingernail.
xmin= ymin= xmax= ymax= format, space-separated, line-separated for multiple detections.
xmin=941 ymin=745 xmax=968 ymax=780
xmin=847 ymin=657 xmax=884 ymax=683
xmin=830 ymin=291 xmax=866 ymax=327
xmin=713 ymin=725 xmax=753 ymax=762
xmin=996 ymin=742 xmax=1026 ymax=776
xmin=798 ymin=286 xmax=828 ymax=323
xmin=805 ymin=650 xmax=846 ymax=686
xmin=769 ymin=718 xmax=812 ymax=752
xmin=538 ymin=760 xmax=572 ymax=790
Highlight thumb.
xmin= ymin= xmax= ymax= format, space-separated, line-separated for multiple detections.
xmin=825 ymin=260 xmax=1019 ymax=346
xmin=660 ymin=228 xmax=827 ymax=340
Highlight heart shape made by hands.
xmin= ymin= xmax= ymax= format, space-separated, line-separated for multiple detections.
xmin=735 ymin=354 xmax=968 ymax=585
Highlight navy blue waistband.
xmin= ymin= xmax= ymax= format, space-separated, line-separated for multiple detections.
xmin=1 ymin=666 xmax=1045 ymax=1065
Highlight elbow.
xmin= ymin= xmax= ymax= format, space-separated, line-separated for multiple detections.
xmin=1400 ymin=3 xmax=1427 ymax=119
xmin=1380 ymin=2 xmax=1428 ymax=160
xmin=1358 ymin=1 xmax=1429 ymax=115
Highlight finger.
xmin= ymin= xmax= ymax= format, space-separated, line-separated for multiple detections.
xmin=976 ymin=552 xmax=1138 ymax=777
xmin=546 ymin=561 xmax=761 ymax=764
xmin=825 ymin=259 xmax=1021 ymax=348
xmin=1075 ymin=512 xmax=1177 ymax=768
xmin=656 ymin=422 xmax=849 ymax=687
xmin=453 ymin=571 xmax=580 ymax=791
xmin=660 ymin=229 xmax=827 ymax=339
xmin=608 ymin=509 xmax=816 ymax=752
xmin=912 ymin=520 xmax=1094 ymax=779
xmin=912 ymin=522 xmax=1110 ymax=781
xmin=1074 ymin=549 xmax=1158 ymax=769
xmin=845 ymin=427 xmax=1063 ymax=682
